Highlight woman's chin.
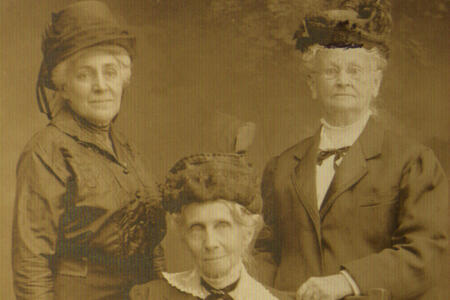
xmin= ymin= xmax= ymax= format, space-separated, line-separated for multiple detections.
xmin=81 ymin=112 xmax=117 ymax=126
xmin=201 ymin=260 xmax=231 ymax=279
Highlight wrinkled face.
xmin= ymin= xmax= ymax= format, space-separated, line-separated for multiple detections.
xmin=62 ymin=49 xmax=125 ymax=126
xmin=182 ymin=201 xmax=250 ymax=279
xmin=308 ymin=48 xmax=382 ymax=118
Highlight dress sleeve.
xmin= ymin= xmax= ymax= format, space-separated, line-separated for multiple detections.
xmin=12 ymin=148 xmax=66 ymax=300
xmin=343 ymin=148 xmax=448 ymax=299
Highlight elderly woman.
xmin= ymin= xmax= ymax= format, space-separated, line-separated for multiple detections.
xmin=130 ymin=153 xmax=294 ymax=300
xmin=12 ymin=2 xmax=165 ymax=300
xmin=259 ymin=1 xmax=448 ymax=300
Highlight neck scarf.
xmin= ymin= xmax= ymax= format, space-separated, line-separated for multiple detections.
xmin=201 ymin=277 xmax=240 ymax=300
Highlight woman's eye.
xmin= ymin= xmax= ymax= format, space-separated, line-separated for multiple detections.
xmin=323 ymin=68 xmax=338 ymax=76
xmin=189 ymin=224 xmax=203 ymax=232
xmin=76 ymin=72 xmax=88 ymax=80
xmin=216 ymin=221 xmax=230 ymax=230
xmin=347 ymin=66 xmax=361 ymax=75
xmin=104 ymin=68 xmax=118 ymax=78
xmin=188 ymin=225 xmax=204 ymax=239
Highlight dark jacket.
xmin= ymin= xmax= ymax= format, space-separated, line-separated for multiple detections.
xmin=12 ymin=107 xmax=166 ymax=300
xmin=259 ymin=118 xmax=448 ymax=300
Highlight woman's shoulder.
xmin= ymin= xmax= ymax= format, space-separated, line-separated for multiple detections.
xmin=130 ymin=279 xmax=197 ymax=300
xmin=18 ymin=124 xmax=70 ymax=166
xmin=22 ymin=123 xmax=68 ymax=155
xmin=16 ymin=124 xmax=73 ymax=181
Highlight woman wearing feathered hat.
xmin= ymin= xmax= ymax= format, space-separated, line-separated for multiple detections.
xmin=258 ymin=1 xmax=447 ymax=299
xmin=130 ymin=127 xmax=295 ymax=300
xmin=12 ymin=2 xmax=166 ymax=299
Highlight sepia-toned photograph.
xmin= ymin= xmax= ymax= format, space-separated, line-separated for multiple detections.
xmin=0 ymin=1 xmax=448 ymax=299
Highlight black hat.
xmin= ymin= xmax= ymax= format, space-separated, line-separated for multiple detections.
xmin=162 ymin=153 xmax=262 ymax=215
xmin=294 ymin=0 xmax=392 ymax=56
xmin=37 ymin=1 xmax=135 ymax=119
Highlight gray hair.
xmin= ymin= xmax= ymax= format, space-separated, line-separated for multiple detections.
xmin=51 ymin=45 xmax=132 ymax=91
xmin=47 ymin=45 xmax=131 ymax=116
xmin=172 ymin=200 xmax=264 ymax=266
xmin=302 ymin=44 xmax=388 ymax=74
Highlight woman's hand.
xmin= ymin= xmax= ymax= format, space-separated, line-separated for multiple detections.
xmin=296 ymin=274 xmax=353 ymax=300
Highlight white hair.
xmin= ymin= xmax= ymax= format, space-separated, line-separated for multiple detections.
xmin=48 ymin=45 xmax=132 ymax=116
xmin=51 ymin=45 xmax=132 ymax=90
xmin=302 ymin=44 xmax=387 ymax=115
xmin=173 ymin=200 xmax=264 ymax=266
xmin=302 ymin=44 xmax=388 ymax=74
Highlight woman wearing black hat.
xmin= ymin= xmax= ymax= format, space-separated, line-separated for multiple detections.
xmin=259 ymin=1 xmax=447 ymax=300
xmin=12 ymin=2 xmax=166 ymax=300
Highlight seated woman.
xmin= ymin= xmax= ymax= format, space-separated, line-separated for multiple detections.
xmin=131 ymin=152 xmax=294 ymax=300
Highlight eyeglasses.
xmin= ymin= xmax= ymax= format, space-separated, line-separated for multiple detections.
xmin=316 ymin=66 xmax=373 ymax=81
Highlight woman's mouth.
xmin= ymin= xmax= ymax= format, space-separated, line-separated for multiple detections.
xmin=203 ymin=256 xmax=225 ymax=262
xmin=90 ymin=99 xmax=113 ymax=103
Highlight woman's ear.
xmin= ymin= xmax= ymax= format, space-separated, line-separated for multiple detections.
xmin=371 ymin=70 xmax=383 ymax=99
xmin=122 ymin=76 xmax=131 ymax=89
xmin=306 ymin=74 xmax=317 ymax=99
xmin=60 ymin=84 xmax=69 ymax=100
xmin=242 ymin=227 xmax=254 ymax=250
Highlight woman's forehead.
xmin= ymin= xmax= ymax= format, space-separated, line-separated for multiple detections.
xmin=183 ymin=201 xmax=234 ymax=225
xmin=72 ymin=50 xmax=118 ymax=68
xmin=316 ymin=48 xmax=374 ymax=67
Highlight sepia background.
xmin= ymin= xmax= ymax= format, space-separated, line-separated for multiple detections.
xmin=1 ymin=0 xmax=448 ymax=298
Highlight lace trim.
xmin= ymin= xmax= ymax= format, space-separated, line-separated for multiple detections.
xmin=161 ymin=267 xmax=279 ymax=300
xmin=162 ymin=269 xmax=206 ymax=298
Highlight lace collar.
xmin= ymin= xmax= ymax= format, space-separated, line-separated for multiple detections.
xmin=161 ymin=265 xmax=279 ymax=300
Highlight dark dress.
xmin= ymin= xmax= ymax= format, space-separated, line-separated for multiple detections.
xmin=12 ymin=107 xmax=166 ymax=300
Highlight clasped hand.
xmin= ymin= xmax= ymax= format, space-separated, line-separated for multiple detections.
xmin=296 ymin=274 xmax=353 ymax=300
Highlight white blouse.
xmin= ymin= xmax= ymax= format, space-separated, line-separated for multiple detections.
xmin=315 ymin=112 xmax=371 ymax=208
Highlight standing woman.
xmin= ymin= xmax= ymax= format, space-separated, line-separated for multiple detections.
xmin=12 ymin=1 xmax=166 ymax=300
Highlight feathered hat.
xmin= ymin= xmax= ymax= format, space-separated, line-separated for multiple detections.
xmin=162 ymin=120 xmax=261 ymax=214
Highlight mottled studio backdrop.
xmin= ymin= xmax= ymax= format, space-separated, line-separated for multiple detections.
xmin=1 ymin=0 xmax=448 ymax=298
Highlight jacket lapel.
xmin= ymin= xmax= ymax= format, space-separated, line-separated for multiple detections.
xmin=319 ymin=117 xmax=384 ymax=219
xmin=290 ymin=129 xmax=321 ymax=232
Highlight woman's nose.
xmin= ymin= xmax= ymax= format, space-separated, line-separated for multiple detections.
xmin=92 ymin=74 xmax=107 ymax=92
xmin=336 ymin=70 xmax=352 ymax=86
xmin=203 ymin=228 xmax=219 ymax=250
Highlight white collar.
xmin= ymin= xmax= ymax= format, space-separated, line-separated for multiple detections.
xmin=319 ymin=112 xmax=371 ymax=150
xmin=161 ymin=264 xmax=279 ymax=300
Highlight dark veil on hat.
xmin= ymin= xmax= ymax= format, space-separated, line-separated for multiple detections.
xmin=294 ymin=0 xmax=392 ymax=56
xmin=37 ymin=0 xmax=136 ymax=119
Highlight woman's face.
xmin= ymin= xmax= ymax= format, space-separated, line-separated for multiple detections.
xmin=181 ymin=201 xmax=251 ymax=279
xmin=307 ymin=48 xmax=382 ymax=120
xmin=62 ymin=49 xmax=125 ymax=126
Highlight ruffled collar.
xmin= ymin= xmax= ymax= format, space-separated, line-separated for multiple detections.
xmin=161 ymin=264 xmax=279 ymax=300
